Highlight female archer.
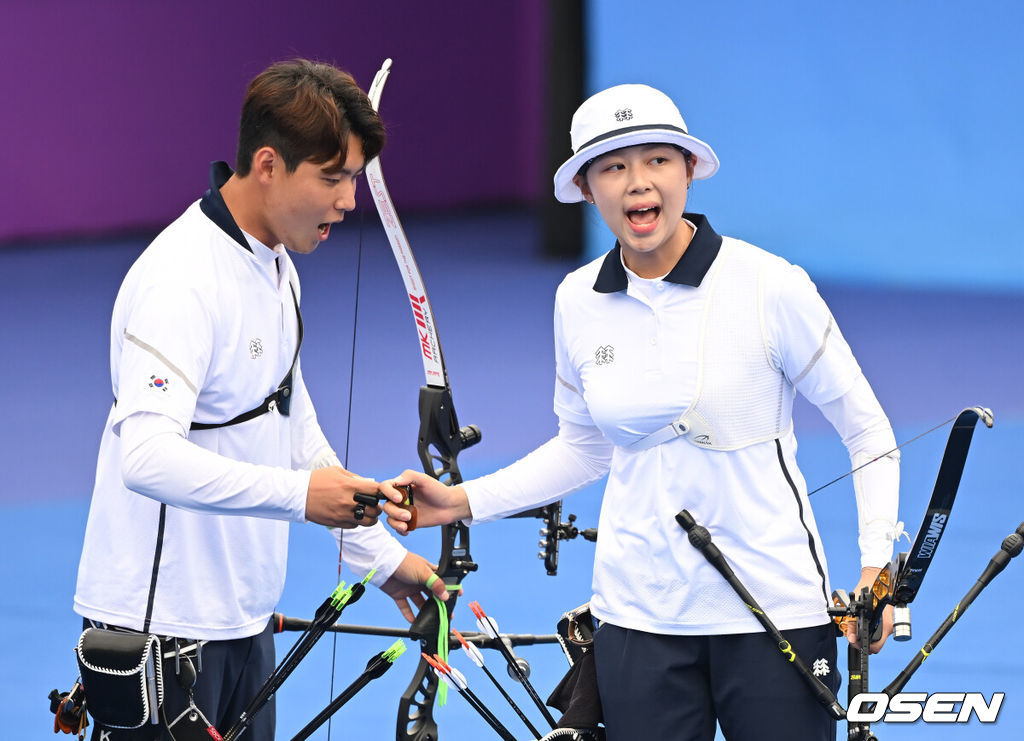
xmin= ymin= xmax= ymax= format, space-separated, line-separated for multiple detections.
xmin=381 ymin=83 xmax=900 ymax=741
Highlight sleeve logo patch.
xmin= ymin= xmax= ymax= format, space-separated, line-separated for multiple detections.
xmin=148 ymin=375 xmax=170 ymax=391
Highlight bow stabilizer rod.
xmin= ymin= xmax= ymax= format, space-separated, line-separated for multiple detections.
xmin=273 ymin=613 xmax=560 ymax=649
xmin=676 ymin=510 xmax=846 ymax=720
xmin=883 ymin=521 xmax=1024 ymax=698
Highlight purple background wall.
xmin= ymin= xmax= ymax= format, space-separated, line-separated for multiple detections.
xmin=1 ymin=1 xmax=546 ymax=244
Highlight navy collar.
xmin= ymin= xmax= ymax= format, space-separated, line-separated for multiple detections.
xmin=199 ymin=161 xmax=252 ymax=253
xmin=593 ymin=213 xmax=723 ymax=293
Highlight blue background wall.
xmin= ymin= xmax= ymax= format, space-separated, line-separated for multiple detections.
xmin=582 ymin=1 xmax=1024 ymax=292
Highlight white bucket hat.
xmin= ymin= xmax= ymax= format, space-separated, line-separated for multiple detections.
xmin=553 ymin=84 xmax=719 ymax=203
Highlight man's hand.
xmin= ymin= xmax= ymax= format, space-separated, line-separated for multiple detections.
xmin=378 ymin=471 xmax=472 ymax=534
xmin=305 ymin=466 xmax=383 ymax=528
xmin=845 ymin=566 xmax=894 ymax=654
xmin=379 ymin=551 xmax=460 ymax=623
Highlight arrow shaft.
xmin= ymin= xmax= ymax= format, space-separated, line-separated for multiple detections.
xmin=480 ymin=662 xmax=543 ymax=739
xmin=486 ymin=625 xmax=558 ymax=729
xmin=461 ymin=685 xmax=519 ymax=741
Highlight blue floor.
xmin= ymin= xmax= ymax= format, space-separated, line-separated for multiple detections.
xmin=2 ymin=210 xmax=1021 ymax=739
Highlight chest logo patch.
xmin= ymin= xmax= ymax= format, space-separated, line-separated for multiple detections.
xmin=594 ymin=345 xmax=615 ymax=366
xmin=249 ymin=338 xmax=264 ymax=359
xmin=148 ymin=375 xmax=169 ymax=392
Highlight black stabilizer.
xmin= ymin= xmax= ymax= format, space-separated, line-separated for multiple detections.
xmin=675 ymin=509 xmax=697 ymax=532
xmin=1007 ymin=528 xmax=1024 ymax=555
xmin=676 ymin=509 xmax=846 ymax=721
xmin=677 ymin=514 xmax=736 ymax=580
xmin=977 ymin=530 xmax=1023 ymax=585
xmin=687 ymin=524 xmax=712 ymax=550
xmin=883 ymin=521 xmax=1024 ymax=698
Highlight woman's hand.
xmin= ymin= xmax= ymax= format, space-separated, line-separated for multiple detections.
xmin=844 ymin=566 xmax=894 ymax=654
xmin=378 ymin=471 xmax=472 ymax=534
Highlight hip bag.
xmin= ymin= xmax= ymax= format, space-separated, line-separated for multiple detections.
xmin=75 ymin=627 xmax=163 ymax=730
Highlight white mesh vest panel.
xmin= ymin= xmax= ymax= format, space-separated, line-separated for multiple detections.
xmin=676 ymin=239 xmax=794 ymax=451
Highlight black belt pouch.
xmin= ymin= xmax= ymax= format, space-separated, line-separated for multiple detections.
xmin=76 ymin=627 xmax=164 ymax=729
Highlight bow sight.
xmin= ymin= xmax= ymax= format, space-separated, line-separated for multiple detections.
xmin=513 ymin=500 xmax=598 ymax=576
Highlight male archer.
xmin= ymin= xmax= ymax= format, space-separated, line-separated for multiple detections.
xmin=73 ymin=59 xmax=447 ymax=740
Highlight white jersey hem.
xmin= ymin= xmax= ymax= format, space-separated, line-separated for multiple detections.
xmin=74 ymin=601 xmax=271 ymax=641
xmin=590 ymin=604 xmax=831 ymax=636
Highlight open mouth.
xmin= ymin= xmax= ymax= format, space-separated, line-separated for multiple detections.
xmin=627 ymin=206 xmax=660 ymax=227
xmin=318 ymin=223 xmax=331 ymax=239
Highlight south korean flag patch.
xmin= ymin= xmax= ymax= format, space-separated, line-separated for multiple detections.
xmin=148 ymin=374 xmax=170 ymax=392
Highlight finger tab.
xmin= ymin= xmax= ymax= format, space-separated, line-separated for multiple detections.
xmin=402 ymin=505 xmax=419 ymax=531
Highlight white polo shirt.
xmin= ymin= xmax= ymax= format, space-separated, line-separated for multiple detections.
xmin=465 ymin=215 xmax=898 ymax=635
xmin=74 ymin=163 xmax=405 ymax=640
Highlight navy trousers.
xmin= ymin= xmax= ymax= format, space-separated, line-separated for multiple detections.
xmin=594 ymin=622 xmax=839 ymax=741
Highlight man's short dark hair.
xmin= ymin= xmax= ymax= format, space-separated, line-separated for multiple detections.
xmin=236 ymin=59 xmax=385 ymax=176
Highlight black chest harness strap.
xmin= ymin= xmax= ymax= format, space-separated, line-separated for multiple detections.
xmin=190 ymin=282 xmax=303 ymax=431
xmin=114 ymin=282 xmax=303 ymax=432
